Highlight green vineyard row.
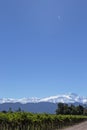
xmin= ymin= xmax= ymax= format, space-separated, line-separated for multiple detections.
xmin=0 ymin=112 xmax=87 ymax=130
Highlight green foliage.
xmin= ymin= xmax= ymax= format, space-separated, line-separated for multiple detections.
xmin=0 ymin=111 xmax=86 ymax=130
xmin=56 ymin=103 xmax=86 ymax=115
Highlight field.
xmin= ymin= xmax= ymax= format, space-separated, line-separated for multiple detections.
xmin=0 ymin=112 xmax=87 ymax=130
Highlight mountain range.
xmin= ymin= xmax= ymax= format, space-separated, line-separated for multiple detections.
xmin=0 ymin=93 xmax=87 ymax=104
xmin=0 ymin=93 xmax=87 ymax=113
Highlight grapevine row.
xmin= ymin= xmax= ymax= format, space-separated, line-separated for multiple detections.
xmin=0 ymin=112 xmax=86 ymax=130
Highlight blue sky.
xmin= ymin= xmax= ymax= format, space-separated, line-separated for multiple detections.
xmin=0 ymin=0 xmax=87 ymax=98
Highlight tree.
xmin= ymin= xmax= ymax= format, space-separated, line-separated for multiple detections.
xmin=76 ymin=105 xmax=84 ymax=115
xmin=16 ymin=107 xmax=22 ymax=112
xmin=56 ymin=103 xmax=85 ymax=115
xmin=56 ymin=103 xmax=66 ymax=114
xmin=8 ymin=107 xmax=13 ymax=113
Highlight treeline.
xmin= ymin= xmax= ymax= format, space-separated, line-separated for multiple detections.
xmin=0 ymin=112 xmax=86 ymax=130
xmin=56 ymin=103 xmax=87 ymax=115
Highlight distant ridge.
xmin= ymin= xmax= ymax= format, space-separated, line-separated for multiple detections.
xmin=0 ymin=93 xmax=87 ymax=104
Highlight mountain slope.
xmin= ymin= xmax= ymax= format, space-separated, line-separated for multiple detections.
xmin=0 ymin=93 xmax=87 ymax=113
xmin=0 ymin=102 xmax=57 ymax=113
xmin=0 ymin=93 xmax=87 ymax=104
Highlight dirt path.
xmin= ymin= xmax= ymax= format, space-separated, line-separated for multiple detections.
xmin=61 ymin=121 xmax=87 ymax=130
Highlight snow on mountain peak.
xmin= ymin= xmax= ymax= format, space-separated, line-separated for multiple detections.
xmin=39 ymin=93 xmax=80 ymax=103
xmin=0 ymin=93 xmax=87 ymax=104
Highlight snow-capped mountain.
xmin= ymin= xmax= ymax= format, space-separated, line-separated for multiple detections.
xmin=0 ymin=93 xmax=87 ymax=104
xmin=0 ymin=97 xmax=39 ymax=104
xmin=39 ymin=93 xmax=87 ymax=104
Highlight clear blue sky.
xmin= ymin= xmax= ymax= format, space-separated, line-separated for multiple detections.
xmin=0 ymin=0 xmax=87 ymax=98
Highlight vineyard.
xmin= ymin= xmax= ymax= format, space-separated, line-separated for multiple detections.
xmin=0 ymin=112 xmax=87 ymax=130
